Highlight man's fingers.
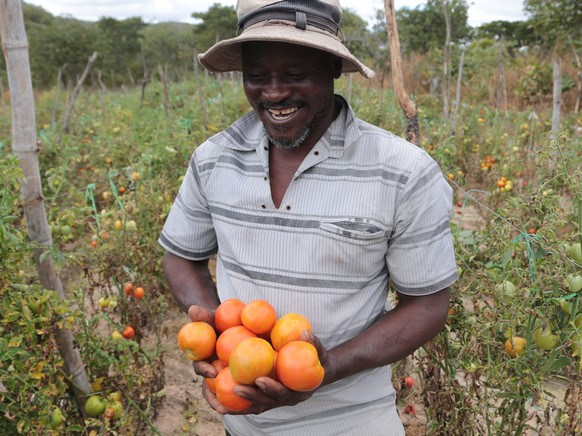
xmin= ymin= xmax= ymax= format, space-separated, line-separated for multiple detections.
xmin=187 ymin=305 xmax=214 ymax=324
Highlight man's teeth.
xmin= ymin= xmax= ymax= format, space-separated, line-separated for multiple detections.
xmin=268 ymin=107 xmax=298 ymax=119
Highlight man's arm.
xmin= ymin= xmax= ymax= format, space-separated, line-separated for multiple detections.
xmin=323 ymin=288 xmax=450 ymax=385
xmin=162 ymin=252 xmax=220 ymax=316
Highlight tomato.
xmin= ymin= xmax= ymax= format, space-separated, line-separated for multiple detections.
xmin=112 ymin=331 xmax=123 ymax=341
xmin=270 ymin=313 xmax=313 ymax=351
xmin=109 ymin=400 xmax=123 ymax=419
xmin=533 ymin=326 xmax=559 ymax=350
xmin=229 ymin=337 xmax=275 ymax=385
xmin=495 ymin=280 xmax=516 ymax=298
xmin=276 ymin=340 xmax=324 ymax=391
xmin=215 ymin=367 xmax=253 ymax=411
xmin=133 ymin=287 xmax=145 ymax=299
xmin=215 ymin=299 xmax=245 ymax=333
xmin=564 ymin=274 xmax=582 ymax=293
xmin=565 ymin=242 xmax=582 ymax=265
xmin=241 ymin=300 xmax=277 ymax=335
xmin=50 ymin=407 xmax=64 ymax=429
xmin=504 ymin=336 xmax=527 ymax=358
xmin=108 ymin=391 xmax=122 ymax=402
xmin=123 ymin=282 xmax=134 ymax=296
xmin=84 ymin=395 xmax=106 ymax=417
xmin=177 ymin=321 xmax=217 ymax=361
xmin=122 ymin=325 xmax=135 ymax=339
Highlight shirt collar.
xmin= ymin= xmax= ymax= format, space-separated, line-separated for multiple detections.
xmin=211 ymin=94 xmax=362 ymax=158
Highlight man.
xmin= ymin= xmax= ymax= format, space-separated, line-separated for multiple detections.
xmin=159 ymin=0 xmax=458 ymax=434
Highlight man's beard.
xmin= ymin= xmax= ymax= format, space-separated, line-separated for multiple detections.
xmin=267 ymin=125 xmax=311 ymax=150
xmin=262 ymin=95 xmax=332 ymax=150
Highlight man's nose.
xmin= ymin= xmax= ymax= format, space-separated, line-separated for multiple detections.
xmin=262 ymin=76 xmax=291 ymax=102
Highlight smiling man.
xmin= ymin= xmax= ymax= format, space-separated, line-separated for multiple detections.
xmin=159 ymin=1 xmax=458 ymax=435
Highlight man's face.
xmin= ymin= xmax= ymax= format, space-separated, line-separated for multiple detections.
xmin=241 ymin=42 xmax=341 ymax=150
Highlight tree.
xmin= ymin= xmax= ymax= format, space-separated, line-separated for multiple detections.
xmin=475 ymin=20 xmax=537 ymax=48
xmin=95 ymin=17 xmax=146 ymax=86
xmin=192 ymin=4 xmax=237 ymax=53
xmin=393 ymin=0 xmax=470 ymax=54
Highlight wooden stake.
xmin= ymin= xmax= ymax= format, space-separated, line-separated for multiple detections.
xmin=0 ymin=0 xmax=92 ymax=404
xmin=383 ymin=0 xmax=419 ymax=145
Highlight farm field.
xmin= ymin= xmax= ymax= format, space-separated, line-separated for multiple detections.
xmin=1 ymin=60 xmax=581 ymax=435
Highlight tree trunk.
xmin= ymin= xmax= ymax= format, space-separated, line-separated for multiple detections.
xmin=552 ymin=58 xmax=561 ymax=132
xmin=0 ymin=0 xmax=92 ymax=404
xmin=449 ymin=45 xmax=465 ymax=136
xmin=62 ymin=51 xmax=98 ymax=133
xmin=383 ymin=0 xmax=419 ymax=145
xmin=442 ymin=0 xmax=451 ymax=120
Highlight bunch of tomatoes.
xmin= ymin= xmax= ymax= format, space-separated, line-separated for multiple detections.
xmin=177 ymin=299 xmax=325 ymax=411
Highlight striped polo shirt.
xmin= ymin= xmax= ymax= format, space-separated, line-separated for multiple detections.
xmin=159 ymin=95 xmax=458 ymax=435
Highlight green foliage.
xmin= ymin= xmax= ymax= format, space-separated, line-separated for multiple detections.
xmin=524 ymin=0 xmax=582 ymax=47
xmin=191 ymin=3 xmax=237 ymax=53
xmin=474 ymin=20 xmax=538 ymax=48
xmin=387 ymin=0 xmax=471 ymax=54
xmin=514 ymin=63 xmax=553 ymax=103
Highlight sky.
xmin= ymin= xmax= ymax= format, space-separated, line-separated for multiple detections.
xmin=26 ymin=0 xmax=528 ymax=28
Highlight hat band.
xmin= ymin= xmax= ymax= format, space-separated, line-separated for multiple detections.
xmin=238 ymin=1 xmax=340 ymax=35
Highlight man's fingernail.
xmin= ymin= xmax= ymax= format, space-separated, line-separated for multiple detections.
xmin=255 ymin=380 xmax=266 ymax=390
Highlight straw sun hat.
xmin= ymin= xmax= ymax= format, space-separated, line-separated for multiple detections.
xmin=197 ymin=0 xmax=375 ymax=79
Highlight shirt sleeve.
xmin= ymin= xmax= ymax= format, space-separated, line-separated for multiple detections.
xmin=385 ymin=152 xmax=458 ymax=295
xmin=158 ymin=151 xmax=218 ymax=260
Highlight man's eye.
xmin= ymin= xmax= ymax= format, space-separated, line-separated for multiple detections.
xmin=284 ymin=72 xmax=307 ymax=81
xmin=245 ymin=73 xmax=268 ymax=83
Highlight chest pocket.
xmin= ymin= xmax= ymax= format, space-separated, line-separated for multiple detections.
xmin=319 ymin=218 xmax=389 ymax=242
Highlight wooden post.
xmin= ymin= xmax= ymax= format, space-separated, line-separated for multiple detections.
xmin=62 ymin=51 xmax=98 ymax=133
xmin=449 ymin=45 xmax=465 ymax=136
xmin=552 ymin=58 xmax=561 ymax=132
xmin=383 ymin=0 xmax=419 ymax=145
xmin=442 ymin=0 xmax=451 ymax=120
xmin=0 ymin=0 xmax=92 ymax=402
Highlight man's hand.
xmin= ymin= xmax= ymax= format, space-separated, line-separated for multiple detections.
xmin=197 ymin=328 xmax=330 ymax=415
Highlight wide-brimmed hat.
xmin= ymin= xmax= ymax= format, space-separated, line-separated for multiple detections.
xmin=197 ymin=0 xmax=375 ymax=79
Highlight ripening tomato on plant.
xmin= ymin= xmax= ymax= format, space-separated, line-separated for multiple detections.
xmin=177 ymin=321 xmax=216 ymax=361
xmin=122 ymin=325 xmax=135 ymax=340
xmin=504 ymin=336 xmax=527 ymax=358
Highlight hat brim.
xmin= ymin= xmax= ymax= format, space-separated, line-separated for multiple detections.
xmin=198 ymin=20 xmax=375 ymax=79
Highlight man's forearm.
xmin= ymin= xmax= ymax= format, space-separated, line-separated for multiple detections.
xmin=162 ymin=252 xmax=220 ymax=313
xmin=324 ymin=288 xmax=450 ymax=385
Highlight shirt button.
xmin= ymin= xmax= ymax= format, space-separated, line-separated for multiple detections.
xmin=264 ymin=176 xmax=268 ymax=181
xmin=285 ymin=205 xmax=291 ymax=211
xmin=314 ymin=151 xmax=319 ymax=156
xmin=264 ymin=146 xmax=268 ymax=151
xmin=261 ymin=204 xmax=267 ymax=209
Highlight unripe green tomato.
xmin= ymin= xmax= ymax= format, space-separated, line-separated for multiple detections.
xmin=50 ymin=407 xmax=64 ymax=429
xmin=84 ymin=395 xmax=106 ymax=417
xmin=533 ymin=326 xmax=559 ymax=350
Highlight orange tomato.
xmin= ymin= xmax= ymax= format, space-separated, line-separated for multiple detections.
xmin=229 ymin=337 xmax=275 ymax=385
xmin=215 ymin=299 xmax=246 ymax=333
xmin=241 ymin=299 xmax=277 ymax=335
xmin=204 ymin=359 xmax=228 ymax=394
xmin=122 ymin=325 xmax=135 ymax=340
xmin=123 ymin=283 xmax=134 ymax=296
xmin=276 ymin=340 xmax=324 ymax=391
xmin=270 ymin=313 xmax=313 ymax=351
xmin=216 ymin=325 xmax=256 ymax=364
xmin=133 ymin=287 xmax=145 ymax=299
xmin=177 ymin=322 xmax=217 ymax=361
xmin=504 ymin=336 xmax=527 ymax=358
xmin=215 ymin=367 xmax=253 ymax=412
